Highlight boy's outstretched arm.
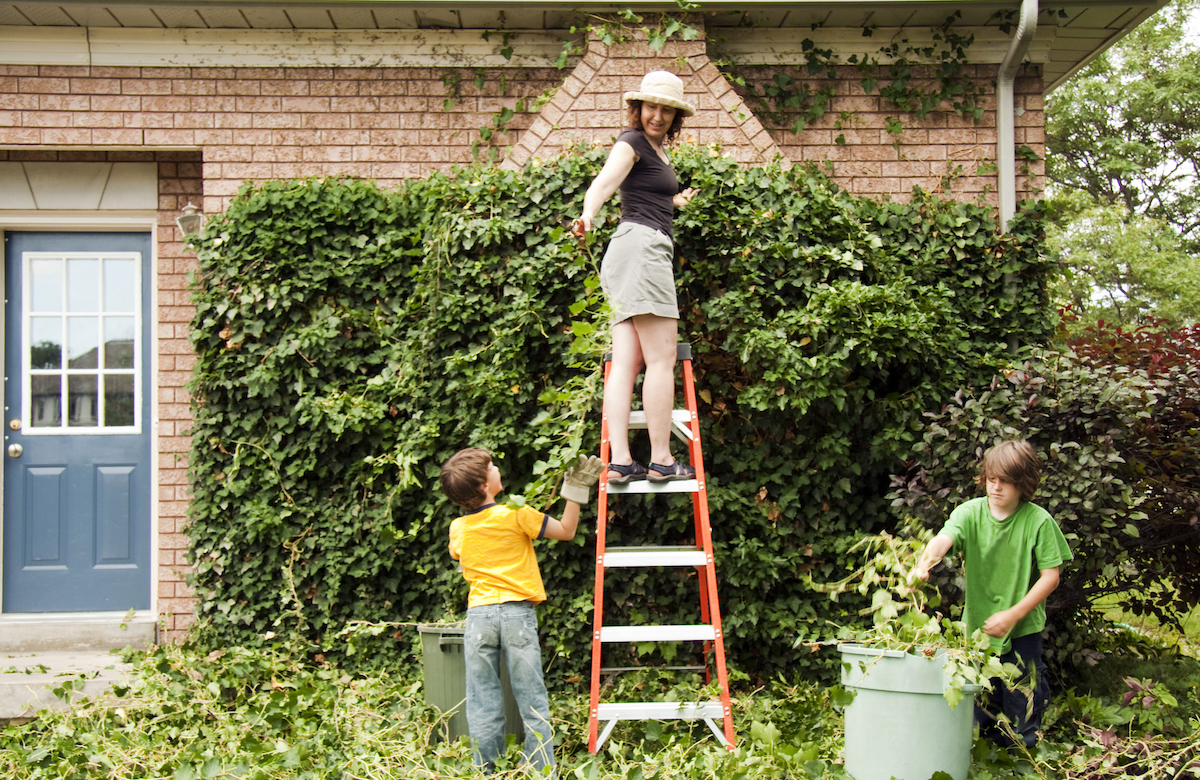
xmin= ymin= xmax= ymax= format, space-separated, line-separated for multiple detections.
xmin=542 ymin=501 xmax=581 ymax=541
xmin=542 ymin=455 xmax=603 ymax=542
xmin=983 ymin=566 xmax=1060 ymax=639
xmin=912 ymin=533 xmax=954 ymax=581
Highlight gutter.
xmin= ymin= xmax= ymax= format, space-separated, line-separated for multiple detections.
xmin=996 ymin=0 xmax=1038 ymax=232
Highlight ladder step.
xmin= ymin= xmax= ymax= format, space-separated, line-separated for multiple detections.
xmin=628 ymin=409 xmax=694 ymax=442
xmin=600 ymin=625 xmax=716 ymax=643
xmin=603 ymin=546 xmax=708 ymax=568
xmin=600 ymin=665 xmax=708 ymax=675
xmin=606 ymin=479 xmax=699 ymax=495
xmin=596 ymin=701 xmax=726 ymax=721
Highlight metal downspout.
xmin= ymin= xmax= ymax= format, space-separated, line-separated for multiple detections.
xmin=997 ymin=0 xmax=1039 ymax=232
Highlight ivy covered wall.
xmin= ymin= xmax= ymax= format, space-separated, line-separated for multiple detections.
xmin=184 ymin=146 xmax=1054 ymax=682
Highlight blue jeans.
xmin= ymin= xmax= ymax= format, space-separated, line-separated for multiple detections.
xmin=465 ymin=602 xmax=554 ymax=775
xmin=977 ymin=631 xmax=1051 ymax=749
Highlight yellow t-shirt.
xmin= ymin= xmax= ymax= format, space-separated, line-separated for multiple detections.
xmin=449 ymin=502 xmax=550 ymax=608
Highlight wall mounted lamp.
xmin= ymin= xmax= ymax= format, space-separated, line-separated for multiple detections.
xmin=176 ymin=202 xmax=205 ymax=237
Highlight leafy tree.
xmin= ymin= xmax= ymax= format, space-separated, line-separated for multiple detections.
xmin=1046 ymin=191 xmax=1200 ymax=328
xmin=1046 ymin=0 xmax=1200 ymax=245
xmin=1045 ymin=0 xmax=1200 ymax=330
xmin=889 ymin=326 xmax=1200 ymax=666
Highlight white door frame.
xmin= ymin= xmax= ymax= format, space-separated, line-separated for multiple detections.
xmin=0 ymin=211 xmax=160 ymax=620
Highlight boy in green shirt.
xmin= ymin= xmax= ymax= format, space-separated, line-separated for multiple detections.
xmin=913 ymin=439 xmax=1073 ymax=749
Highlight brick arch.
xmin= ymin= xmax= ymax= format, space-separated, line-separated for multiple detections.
xmin=502 ymin=29 xmax=785 ymax=170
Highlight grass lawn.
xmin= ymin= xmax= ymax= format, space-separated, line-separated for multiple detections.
xmin=1 ymin=622 xmax=1198 ymax=780
xmin=1094 ymin=589 xmax=1200 ymax=657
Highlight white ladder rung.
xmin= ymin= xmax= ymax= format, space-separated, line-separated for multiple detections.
xmin=603 ymin=546 xmax=708 ymax=568
xmin=628 ymin=409 xmax=694 ymax=442
xmin=594 ymin=701 xmax=730 ymax=750
xmin=607 ymin=479 xmax=699 ymax=495
xmin=597 ymin=701 xmax=726 ymax=720
xmin=600 ymin=625 xmax=716 ymax=643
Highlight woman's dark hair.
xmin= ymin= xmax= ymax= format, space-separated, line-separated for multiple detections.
xmin=626 ymin=100 xmax=685 ymax=143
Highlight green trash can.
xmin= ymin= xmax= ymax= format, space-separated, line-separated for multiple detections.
xmin=418 ymin=622 xmax=525 ymax=744
xmin=839 ymin=644 xmax=982 ymax=780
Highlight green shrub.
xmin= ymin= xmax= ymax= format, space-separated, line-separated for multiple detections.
xmin=184 ymin=146 xmax=1054 ymax=682
xmin=888 ymin=340 xmax=1200 ymax=671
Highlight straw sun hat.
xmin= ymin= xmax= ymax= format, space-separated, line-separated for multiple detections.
xmin=623 ymin=71 xmax=695 ymax=117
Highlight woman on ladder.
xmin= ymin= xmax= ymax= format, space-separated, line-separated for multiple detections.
xmin=574 ymin=70 xmax=698 ymax=484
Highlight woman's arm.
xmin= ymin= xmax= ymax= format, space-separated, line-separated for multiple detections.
xmin=578 ymin=141 xmax=637 ymax=232
xmin=673 ymin=187 xmax=697 ymax=209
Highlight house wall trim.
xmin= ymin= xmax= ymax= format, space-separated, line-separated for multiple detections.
xmin=0 ymin=210 xmax=161 ymax=619
xmin=0 ymin=24 xmax=1057 ymax=69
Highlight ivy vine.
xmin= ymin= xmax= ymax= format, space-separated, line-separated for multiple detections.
xmin=715 ymin=12 xmax=991 ymax=143
xmin=183 ymin=146 xmax=1053 ymax=684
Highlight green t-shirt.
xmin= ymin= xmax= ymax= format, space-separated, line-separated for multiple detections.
xmin=941 ymin=497 xmax=1073 ymax=654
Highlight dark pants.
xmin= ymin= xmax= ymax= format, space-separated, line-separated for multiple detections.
xmin=976 ymin=631 xmax=1051 ymax=749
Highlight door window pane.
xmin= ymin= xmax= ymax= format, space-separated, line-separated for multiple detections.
xmin=104 ymin=375 xmax=135 ymax=427
xmin=29 ymin=317 xmax=62 ymax=370
xmin=30 ymin=375 xmax=62 ymax=428
xmin=67 ymin=317 xmax=100 ymax=369
xmin=68 ymin=375 xmax=98 ymax=427
xmin=23 ymin=251 xmax=140 ymax=432
xmin=29 ymin=259 xmax=62 ymax=313
xmin=103 ymin=317 xmax=135 ymax=369
xmin=104 ymin=258 xmax=137 ymax=313
xmin=67 ymin=258 xmax=100 ymax=312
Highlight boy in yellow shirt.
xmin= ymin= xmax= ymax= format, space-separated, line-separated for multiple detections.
xmin=440 ymin=448 xmax=602 ymax=775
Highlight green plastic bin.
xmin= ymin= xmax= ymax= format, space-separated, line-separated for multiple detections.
xmin=839 ymin=644 xmax=982 ymax=780
xmin=418 ymin=622 xmax=525 ymax=744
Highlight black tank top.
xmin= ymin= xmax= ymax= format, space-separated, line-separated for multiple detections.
xmin=616 ymin=129 xmax=679 ymax=241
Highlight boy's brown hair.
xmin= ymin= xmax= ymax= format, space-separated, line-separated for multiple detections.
xmin=440 ymin=447 xmax=491 ymax=510
xmin=975 ymin=439 xmax=1042 ymax=501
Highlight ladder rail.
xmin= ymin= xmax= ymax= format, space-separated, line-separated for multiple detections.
xmin=681 ymin=356 xmax=736 ymax=747
xmin=587 ymin=358 xmax=613 ymax=754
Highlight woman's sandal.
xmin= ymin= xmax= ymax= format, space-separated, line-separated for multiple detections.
xmin=607 ymin=461 xmax=648 ymax=484
xmin=647 ymin=460 xmax=696 ymax=482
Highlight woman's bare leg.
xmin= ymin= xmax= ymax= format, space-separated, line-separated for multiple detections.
xmin=632 ymin=314 xmax=678 ymax=466
xmin=604 ymin=319 xmax=644 ymax=466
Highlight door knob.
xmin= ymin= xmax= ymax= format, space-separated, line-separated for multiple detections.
xmin=7 ymin=443 xmax=22 ymax=458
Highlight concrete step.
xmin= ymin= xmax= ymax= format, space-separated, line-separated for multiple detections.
xmin=0 ymin=614 xmax=156 ymax=721
xmin=0 ymin=649 xmax=135 ymax=721
xmin=0 ymin=613 xmax=156 ymax=653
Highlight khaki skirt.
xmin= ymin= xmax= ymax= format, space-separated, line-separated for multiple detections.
xmin=599 ymin=221 xmax=679 ymax=322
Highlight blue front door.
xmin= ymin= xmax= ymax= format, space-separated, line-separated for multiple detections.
xmin=2 ymin=231 xmax=152 ymax=613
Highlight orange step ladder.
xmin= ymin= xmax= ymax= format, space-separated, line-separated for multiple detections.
xmin=588 ymin=343 xmax=736 ymax=752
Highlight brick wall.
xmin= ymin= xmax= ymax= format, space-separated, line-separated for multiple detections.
xmin=505 ymin=40 xmax=1041 ymax=204
xmin=0 ymin=34 xmax=1044 ymax=641
xmin=156 ymin=151 xmax=204 ymax=641
xmin=737 ymin=62 xmax=1045 ymax=202
xmin=0 ymin=64 xmax=565 ymax=214
xmin=1 ymin=55 xmax=1043 ymax=210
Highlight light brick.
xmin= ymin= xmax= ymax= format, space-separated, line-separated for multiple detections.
xmin=122 ymin=79 xmax=173 ymax=95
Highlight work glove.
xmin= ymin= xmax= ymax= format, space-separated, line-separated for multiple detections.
xmin=559 ymin=455 xmax=605 ymax=504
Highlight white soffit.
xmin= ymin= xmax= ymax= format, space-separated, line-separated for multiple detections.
xmin=717 ymin=26 xmax=1056 ymax=64
xmin=99 ymin=164 xmax=160 ymax=210
xmin=0 ymin=163 xmax=158 ymax=211
xmin=0 ymin=24 xmax=1053 ymax=68
xmin=0 ymin=25 xmax=574 ymax=67
xmin=0 ymin=162 xmax=37 ymax=210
